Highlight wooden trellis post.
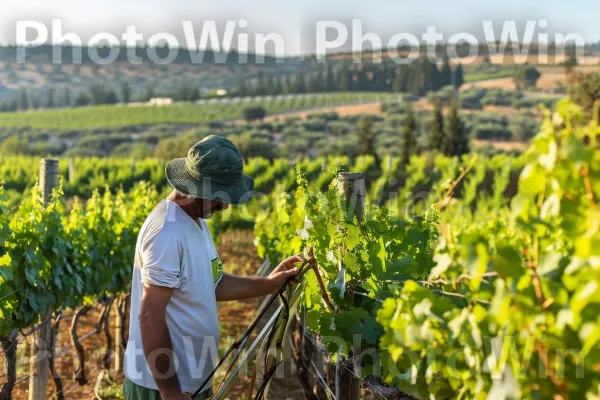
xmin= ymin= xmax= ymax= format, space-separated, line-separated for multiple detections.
xmin=29 ymin=159 xmax=59 ymax=400
xmin=68 ymin=158 xmax=75 ymax=184
xmin=335 ymin=172 xmax=365 ymax=400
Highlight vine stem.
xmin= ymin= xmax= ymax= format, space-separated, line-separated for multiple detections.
xmin=582 ymin=163 xmax=596 ymax=203
xmin=306 ymin=247 xmax=336 ymax=313
xmin=438 ymin=157 xmax=477 ymax=210
xmin=535 ymin=340 xmax=568 ymax=398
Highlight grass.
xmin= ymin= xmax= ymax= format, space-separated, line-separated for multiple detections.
xmin=0 ymin=92 xmax=388 ymax=131
xmin=465 ymin=70 xmax=516 ymax=82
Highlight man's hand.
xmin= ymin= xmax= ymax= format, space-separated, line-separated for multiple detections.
xmin=266 ymin=254 xmax=303 ymax=294
xmin=215 ymin=254 xmax=303 ymax=301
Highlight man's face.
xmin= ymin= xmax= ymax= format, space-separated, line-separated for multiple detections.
xmin=192 ymin=197 xmax=229 ymax=219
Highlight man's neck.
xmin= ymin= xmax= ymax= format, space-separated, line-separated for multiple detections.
xmin=167 ymin=191 xmax=201 ymax=223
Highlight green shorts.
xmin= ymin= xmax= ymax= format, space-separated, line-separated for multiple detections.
xmin=123 ymin=378 xmax=212 ymax=400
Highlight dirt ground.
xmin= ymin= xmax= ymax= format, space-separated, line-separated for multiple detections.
xmin=1 ymin=230 xmax=307 ymax=400
xmin=462 ymin=65 xmax=599 ymax=91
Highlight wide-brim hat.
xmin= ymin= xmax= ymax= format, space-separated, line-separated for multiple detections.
xmin=165 ymin=135 xmax=254 ymax=205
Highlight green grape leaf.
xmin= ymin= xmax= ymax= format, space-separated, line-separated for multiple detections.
xmin=492 ymin=246 xmax=524 ymax=279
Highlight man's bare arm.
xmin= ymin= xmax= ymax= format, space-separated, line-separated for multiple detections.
xmin=215 ymin=255 xmax=302 ymax=301
xmin=139 ymin=283 xmax=190 ymax=400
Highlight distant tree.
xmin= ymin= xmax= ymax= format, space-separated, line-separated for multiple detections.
xmin=392 ymin=66 xmax=409 ymax=93
xmin=567 ymin=71 xmax=600 ymax=121
xmin=357 ymin=116 xmax=381 ymax=166
xmin=401 ymin=106 xmax=417 ymax=165
xmin=307 ymin=73 xmax=319 ymax=93
xmin=177 ymin=85 xmax=190 ymax=101
xmin=338 ymin=63 xmax=350 ymax=91
xmin=563 ymin=43 xmax=579 ymax=72
xmin=105 ymin=89 xmax=119 ymax=105
xmin=430 ymin=100 xmax=446 ymax=152
xmin=266 ymin=74 xmax=275 ymax=95
xmin=326 ymin=63 xmax=336 ymax=92
xmin=256 ymin=71 xmax=266 ymax=95
xmin=121 ymin=82 xmax=131 ymax=103
xmin=445 ymin=100 xmax=469 ymax=156
xmin=439 ymin=55 xmax=453 ymax=88
xmin=453 ymin=64 xmax=465 ymax=89
xmin=315 ymin=64 xmax=325 ymax=92
xmin=273 ymin=77 xmax=284 ymax=95
xmin=145 ymin=84 xmax=155 ymax=101
xmin=45 ymin=87 xmax=55 ymax=108
xmin=63 ymin=86 xmax=71 ymax=107
xmin=89 ymin=84 xmax=107 ymax=105
xmin=246 ymin=138 xmax=279 ymax=160
xmin=284 ymin=75 xmax=293 ymax=94
xmin=513 ymin=66 xmax=542 ymax=89
xmin=189 ymin=86 xmax=200 ymax=102
xmin=17 ymin=89 xmax=29 ymax=111
xmin=112 ymin=142 xmax=153 ymax=158
xmin=408 ymin=61 xmax=425 ymax=95
xmin=294 ymin=70 xmax=307 ymax=93
xmin=243 ymin=106 xmax=267 ymax=122
xmin=30 ymin=95 xmax=40 ymax=109
xmin=74 ymin=91 xmax=91 ymax=107
xmin=422 ymin=58 xmax=441 ymax=92
xmin=236 ymin=78 xmax=249 ymax=97
xmin=0 ymin=137 xmax=29 ymax=155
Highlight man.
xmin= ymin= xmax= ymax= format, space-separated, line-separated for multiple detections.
xmin=123 ymin=135 xmax=300 ymax=400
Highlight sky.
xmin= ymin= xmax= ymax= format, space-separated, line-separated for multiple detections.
xmin=0 ymin=0 xmax=598 ymax=56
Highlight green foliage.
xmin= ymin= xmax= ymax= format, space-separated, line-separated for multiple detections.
xmin=567 ymin=71 xmax=600 ymax=120
xmin=242 ymin=106 xmax=267 ymax=122
xmin=513 ymin=66 xmax=542 ymax=89
xmin=445 ymin=101 xmax=469 ymax=156
xmin=429 ymin=101 xmax=446 ymax=152
xmin=254 ymin=99 xmax=600 ymax=399
xmin=401 ymin=107 xmax=417 ymax=166
xmin=0 ymin=182 xmax=160 ymax=335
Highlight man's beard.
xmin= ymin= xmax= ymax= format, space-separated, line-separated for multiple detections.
xmin=202 ymin=204 xmax=223 ymax=219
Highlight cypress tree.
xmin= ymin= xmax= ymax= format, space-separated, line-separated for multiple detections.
xmin=357 ymin=116 xmax=380 ymax=166
xmin=402 ymin=106 xmax=417 ymax=166
xmin=121 ymin=82 xmax=131 ymax=103
xmin=307 ymin=73 xmax=319 ymax=93
xmin=454 ymin=64 xmax=465 ymax=89
xmin=446 ymin=100 xmax=469 ymax=156
xmin=422 ymin=58 xmax=440 ymax=92
xmin=294 ymin=70 xmax=307 ymax=93
xmin=256 ymin=71 xmax=266 ymax=95
xmin=145 ymin=84 xmax=155 ymax=101
xmin=236 ymin=78 xmax=248 ymax=97
xmin=17 ymin=89 xmax=29 ymax=110
xmin=266 ymin=74 xmax=275 ymax=95
xmin=440 ymin=55 xmax=453 ymax=88
xmin=284 ymin=75 xmax=293 ymax=94
xmin=273 ymin=77 xmax=284 ymax=95
xmin=408 ymin=61 xmax=425 ymax=96
xmin=316 ymin=64 xmax=325 ymax=92
xmin=63 ymin=86 xmax=71 ymax=107
xmin=338 ymin=62 xmax=350 ymax=91
xmin=326 ymin=63 xmax=336 ymax=92
xmin=430 ymin=100 xmax=446 ymax=152
xmin=189 ymin=86 xmax=200 ymax=102
xmin=46 ymin=87 xmax=55 ymax=108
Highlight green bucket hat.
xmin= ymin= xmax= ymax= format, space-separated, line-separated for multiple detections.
xmin=165 ymin=135 xmax=255 ymax=204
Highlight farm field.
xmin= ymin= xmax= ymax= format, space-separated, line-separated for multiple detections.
xmin=1 ymin=97 xmax=599 ymax=399
xmin=1 ymin=17 xmax=600 ymax=398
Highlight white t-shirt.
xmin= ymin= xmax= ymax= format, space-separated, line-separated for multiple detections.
xmin=124 ymin=199 xmax=223 ymax=394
